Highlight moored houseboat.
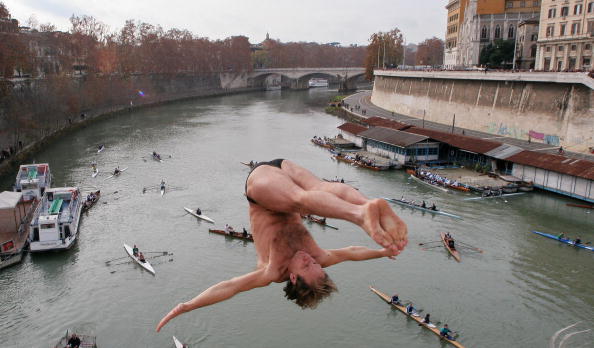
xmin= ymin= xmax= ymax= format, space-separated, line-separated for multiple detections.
xmin=13 ymin=163 xmax=52 ymax=202
xmin=0 ymin=191 xmax=35 ymax=270
xmin=29 ymin=187 xmax=83 ymax=252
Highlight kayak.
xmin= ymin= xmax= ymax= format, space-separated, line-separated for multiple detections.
xmin=440 ymin=232 xmax=461 ymax=262
xmin=383 ymin=198 xmax=462 ymax=220
xmin=150 ymin=152 xmax=163 ymax=163
xmin=531 ymin=230 xmax=594 ymax=252
xmin=302 ymin=215 xmax=339 ymax=229
xmin=123 ymin=243 xmax=155 ymax=275
xmin=104 ymin=167 xmax=128 ymax=180
xmin=369 ymin=287 xmax=465 ymax=348
xmin=97 ymin=145 xmax=105 ymax=153
xmin=183 ymin=207 xmax=214 ymax=223
xmin=92 ymin=168 xmax=99 ymax=178
xmin=209 ymin=229 xmax=253 ymax=242
xmin=160 ymin=186 xmax=165 ymax=196
xmin=173 ymin=336 xmax=184 ymax=348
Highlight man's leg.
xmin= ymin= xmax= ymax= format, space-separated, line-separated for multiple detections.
xmin=246 ymin=161 xmax=407 ymax=250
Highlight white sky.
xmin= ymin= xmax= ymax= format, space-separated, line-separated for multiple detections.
xmin=3 ymin=0 xmax=446 ymax=45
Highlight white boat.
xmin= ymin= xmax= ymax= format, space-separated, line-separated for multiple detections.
xmin=104 ymin=167 xmax=128 ymax=180
xmin=29 ymin=187 xmax=83 ymax=252
xmin=97 ymin=145 xmax=105 ymax=153
xmin=409 ymin=174 xmax=449 ymax=193
xmin=124 ymin=243 xmax=155 ymax=275
xmin=173 ymin=336 xmax=184 ymax=348
xmin=464 ymin=192 xmax=525 ymax=201
xmin=91 ymin=168 xmax=99 ymax=178
xmin=160 ymin=186 xmax=165 ymax=196
xmin=309 ymin=78 xmax=329 ymax=88
xmin=183 ymin=207 xmax=214 ymax=223
xmin=14 ymin=163 xmax=52 ymax=201
xmin=383 ymin=197 xmax=463 ymax=220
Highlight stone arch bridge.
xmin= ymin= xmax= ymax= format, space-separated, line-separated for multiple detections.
xmin=247 ymin=68 xmax=366 ymax=91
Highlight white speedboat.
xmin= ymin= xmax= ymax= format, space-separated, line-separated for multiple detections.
xmin=29 ymin=187 xmax=83 ymax=252
xmin=13 ymin=163 xmax=52 ymax=202
xmin=124 ymin=243 xmax=155 ymax=275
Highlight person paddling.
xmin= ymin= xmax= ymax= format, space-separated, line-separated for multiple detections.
xmin=138 ymin=252 xmax=146 ymax=263
xmin=133 ymin=245 xmax=139 ymax=257
xmin=156 ymin=159 xmax=407 ymax=332
xmin=391 ymin=293 xmax=401 ymax=305
xmin=574 ymin=237 xmax=582 ymax=245
xmin=406 ymin=303 xmax=416 ymax=315
xmin=196 ymin=208 xmax=202 ymax=216
xmin=440 ymin=324 xmax=455 ymax=340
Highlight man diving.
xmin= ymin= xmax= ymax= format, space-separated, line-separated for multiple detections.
xmin=156 ymin=159 xmax=408 ymax=331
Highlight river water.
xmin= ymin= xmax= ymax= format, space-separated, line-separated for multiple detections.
xmin=1 ymin=89 xmax=593 ymax=348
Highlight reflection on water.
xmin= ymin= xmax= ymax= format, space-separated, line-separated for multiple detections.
xmin=0 ymin=90 xmax=593 ymax=348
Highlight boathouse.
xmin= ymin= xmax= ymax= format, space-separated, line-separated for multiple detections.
xmin=337 ymin=122 xmax=368 ymax=147
xmin=358 ymin=127 xmax=439 ymax=164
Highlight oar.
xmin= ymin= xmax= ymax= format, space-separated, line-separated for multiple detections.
xmin=419 ymin=241 xmax=441 ymax=246
xmin=421 ymin=246 xmax=443 ymax=250
xmin=457 ymin=241 xmax=483 ymax=253
xmin=105 ymin=256 xmax=128 ymax=264
xmin=144 ymin=251 xmax=170 ymax=254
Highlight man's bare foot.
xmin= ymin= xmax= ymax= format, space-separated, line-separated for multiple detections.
xmin=361 ymin=199 xmax=407 ymax=250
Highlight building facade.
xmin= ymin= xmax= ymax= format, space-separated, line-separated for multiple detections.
xmin=444 ymin=0 xmax=468 ymax=68
xmin=455 ymin=0 xmax=540 ymax=67
xmin=515 ymin=19 xmax=540 ymax=69
xmin=535 ymin=0 xmax=594 ymax=71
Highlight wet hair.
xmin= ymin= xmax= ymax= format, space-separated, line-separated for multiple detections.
xmin=283 ymin=273 xmax=337 ymax=309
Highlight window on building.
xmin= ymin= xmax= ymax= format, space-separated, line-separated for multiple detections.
xmin=520 ymin=1 xmax=526 ymax=7
xmin=559 ymin=45 xmax=565 ymax=51
xmin=569 ymin=57 xmax=576 ymax=70
xmin=588 ymin=21 xmax=594 ymax=34
xmin=534 ymin=0 xmax=540 ymax=6
xmin=560 ymin=23 xmax=566 ymax=36
xmin=571 ymin=44 xmax=577 ymax=51
xmin=548 ymin=8 xmax=556 ymax=18
xmin=506 ymin=1 xmax=513 ymax=8
xmin=544 ymin=57 xmax=551 ymax=70
xmin=546 ymin=46 xmax=551 ymax=52
xmin=583 ymin=57 xmax=591 ymax=66
xmin=481 ymin=26 xmax=488 ymax=39
xmin=561 ymin=6 xmax=569 ymax=16
xmin=531 ymin=45 xmax=537 ymax=57
xmin=586 ymin=44 xmax=592 ymax=50
xmin=557 ymin=60 xmax=563 ymax=71
xmin=574 ymin=4 xmax=583 ymax=15
xmin=508 ymin=25 xmax=515 ymax=39
xmin=546 ymin=25 xmax=555 ymax=37
xmin=571 ymin=22 xmax=581 ymax=35
xmin=589 ymin=2 xmax=594 ymax=13
xmin=531 ymin=33 xmax=538 ymax=41
xmin=495 ymin=25 xmax=501 ymax=39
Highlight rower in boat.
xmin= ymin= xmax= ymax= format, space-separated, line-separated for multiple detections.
xmin=224 ymin=224 xmax=235 ymax=235
xmin=98 ymin=144 xmax=104 ymax=152
xmin=138 ymin=252 xmax=146 ymax=263
xmin=557 ymin=232 xmax=566 ymax=240
xmin=423 ymin=313 xmax=431 ymax=325
xmin=196 ymin=208 xmax=202 ymax=216
xmin=156 ymin=159 xmax=407 ymax=332
xmin=113 ymin=167 xmax=121 ymax=176
xmin=133 ymin=245 xmax=139 ymax=257
xmin=391 ymin=293 xmax=401 ymax=305
xmin=421 ymin=201 xmax=427 ymax=209
xmin=242 ymin=227 xmax=249 ymax=239
xmin=406 ymin=303 xmax=417 ymax=316
xmin=444 ymin=233 xmax=456 ymax=250
xmin=430 ymin=203 xmax=437 ymax=211
xmin=440 ymin=324 xmax=455 ymax=340
xmin=160 ymin=179 xmax=166 ymax=191
xmin=66 ymin=333 xmax=81 ymax=348
xmin=574 ymin=237 xmax=582 ymax=245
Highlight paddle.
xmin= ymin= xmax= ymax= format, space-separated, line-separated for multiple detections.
xmin=105 ymin=256 xmax=128 ymax=264
xmin=419 ymin=241 xmax=441 ymax=246
xmin=145 ymin=251 xmax=170 ymax=255
xmin=457 ymin=241 xmax=483 ymax=253
xmin=421 ymin=246 xmax=443 ymax=250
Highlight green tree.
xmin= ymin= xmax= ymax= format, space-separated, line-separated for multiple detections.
xmin=479 ymin=39 xmax=515 ymax=69
xmin=364 ymin=28 xmax=403 ymax=80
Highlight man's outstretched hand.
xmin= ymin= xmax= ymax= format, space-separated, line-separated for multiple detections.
xmin=361 ymin=199 xmax=408 ymax=252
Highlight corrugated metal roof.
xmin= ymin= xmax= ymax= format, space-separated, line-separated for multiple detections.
xmin=359 ymin=127 xmax=429 ymax=147
xmin=337 ymin=122 xmax=368 ymax=135
xmin=0 ymin=191 xmax=22 ymax=209
xmin=505 ymin=151 xmax=594 ymax=180
xmin=406 ymin=127 xmax=502 ymax=153
xmin=362 ymin=117 xmax=410 ymax=130
xmin=484 ymin=144 xmax=524 ymax=159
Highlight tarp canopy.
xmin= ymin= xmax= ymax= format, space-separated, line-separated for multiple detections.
xmin=0 ymin=192 xmax=22 ymax=210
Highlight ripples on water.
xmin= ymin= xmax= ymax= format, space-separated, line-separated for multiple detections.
xmin=0 ymin=90 xmax=593 ymax=347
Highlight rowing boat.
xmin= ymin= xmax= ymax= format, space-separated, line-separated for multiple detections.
xmin=208 ymin=229 xmax=253 ymax=242
xmin=97 ymin=145 xmax=104 ymax=153
xmin=183 ymin=207 xmax=214 ymax=223
xmin=440 ymin=232 xmax=461 ymax=262
xmin=531 ymin=230 xmax=594 ymax=252
xmin=123 ymin=243 xmax=155 ymax=275
xmin=369 ymin=287 xmax=465 ymax=348
xmin=383 ymin=198 xmax=462 ymax=220
xmin=82 ymin=191 xmax=101 ymax=212
xmin=160 ymin=185 xmax=165 ymax=196
xmin=150 ymin=152 xmax=163 ymax=163
xmin=173 ymin=336 xmax=184 ymax=348
xmin=302 ymin=215 xmax=339 ymax=229
xmin=566 ymin=203 xmax=594 ymax=209
xmin=409 ymin=174 xmax=450 ymax=193
xmin=104 ymin=167 xmax=128 ymax=180
xmin=464 ymin=192 xmax=524 ymax=201
xmin=91 ymin=168 xmax=99 ymax=178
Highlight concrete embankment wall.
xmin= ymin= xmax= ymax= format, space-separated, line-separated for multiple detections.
xmin=371 ymin=72 xmax=594 ymax=152
xmin=0 ymin=72 xmax=252 ymax=177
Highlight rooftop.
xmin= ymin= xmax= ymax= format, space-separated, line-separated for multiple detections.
xmin=359 ymin=127 xmax=429 ymax=147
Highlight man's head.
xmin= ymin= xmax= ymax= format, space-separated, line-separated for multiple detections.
xmin=284 ymin=250 xmax=337 ymax=309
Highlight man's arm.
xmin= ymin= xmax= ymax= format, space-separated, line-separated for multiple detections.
xmin=319 ymin=246 xmax=399 ymax=268
xmin=156 ymin=268 xmax=271 ymax=332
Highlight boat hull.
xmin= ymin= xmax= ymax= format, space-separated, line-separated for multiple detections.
xmin=208 ymin=229 xmax=253 ymax=242
xmin=531 ymin=230 xmax=594 ymax=252
xmin=183 ymin=207 xmax=214 ymax=223
xmin=369 ymin=287 xmax=465 ymax=348
xmin=383 ymin=198 xmax=462 ymax=220
xmin=409 ymin=174 xmax=450 ymax=193
xmin=441 ymin=232 xmax=461 ymax=262
xmin=124 ymin=243 xmax=156 ymax=274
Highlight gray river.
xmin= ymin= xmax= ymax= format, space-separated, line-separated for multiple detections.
xmin=1 ymin=89 xmax=593 ymax=348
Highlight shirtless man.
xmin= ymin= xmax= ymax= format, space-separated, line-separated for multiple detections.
xmin=156 ymin=159 xmax=407 ymax=331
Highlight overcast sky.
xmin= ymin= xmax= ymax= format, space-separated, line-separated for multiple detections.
xmin=3 ymin=0 xmax=446 ymax=45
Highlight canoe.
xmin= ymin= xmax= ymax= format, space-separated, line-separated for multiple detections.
xmin=440 ymin=232 xmax=461 ymax=262
xmin=383 ymin=198 xmax=462 ymax=220
xmin=302 ymin=215 xmax=339 ymax=229
xmin=183 ymin=207 xmax=214 ymax=223
xmin=97 ymin=146 xmax=105 ymax=153
xmin=409 ymin=174 xmax=450 ymax=193
xmin=173 ymin=336 xmax=184 ymax=348
xmin=82 ymin=191 xmax=101 ymax=212
xmin=531 ymin=230 xmax=594 ymax=252
xmin=566 ymin=203 xmax=594 ymax=209
xmin=463 ymin=192 xmax=524 ymax=201
xmin=92 ymin=168 xmax=99 ymax=178
xmin=369 ymin=287 xmax=465 ymax=348
xmin=123 ymin=243 xmax=155 ymax=275
xmin=104 ymin=167 xmax=128 ymax=180
xmin=209 ymin=229 xmax=253 ymax=242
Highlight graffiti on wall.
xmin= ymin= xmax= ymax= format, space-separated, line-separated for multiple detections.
xmin=487 ymin=122 xmax=561 ymax=145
